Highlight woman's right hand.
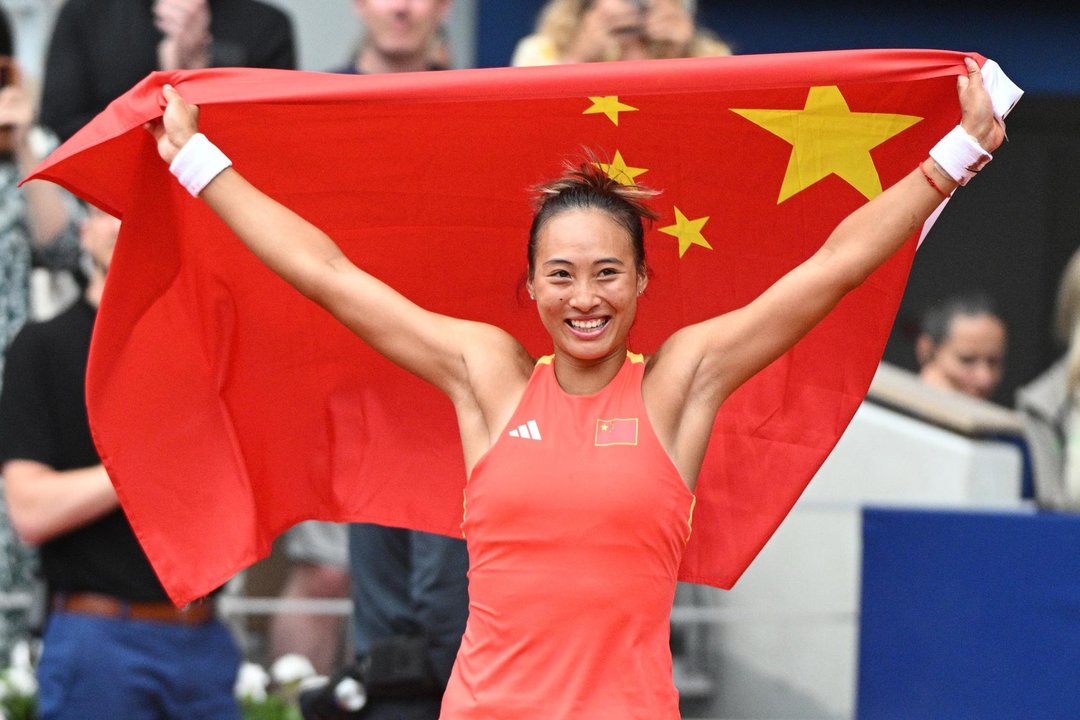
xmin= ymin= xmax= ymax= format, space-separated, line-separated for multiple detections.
xmin=144 ymin=84 xmax=200 ymax=164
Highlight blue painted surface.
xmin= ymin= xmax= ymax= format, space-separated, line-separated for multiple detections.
xmin=859 ymin=507 xmax=1080 ymax=719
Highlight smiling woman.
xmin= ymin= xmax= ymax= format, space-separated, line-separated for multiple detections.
xmin=144 ymin=56 xmax=1005 ymax=718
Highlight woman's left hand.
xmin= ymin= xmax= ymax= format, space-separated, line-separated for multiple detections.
xmin=958 ymin=57 xmax=1005 ymax=153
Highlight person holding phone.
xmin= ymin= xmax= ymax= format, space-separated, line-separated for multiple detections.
xmin=511 ymin=0 xmax=731 ymax=66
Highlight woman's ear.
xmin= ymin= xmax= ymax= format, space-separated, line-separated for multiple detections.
xmin=636 ymin=272 xmax=648 ymax=297
xmin=914 ymin=333 xmax=936 ymax=367
xmin=527 ymin=279 xmax=535 ymax=300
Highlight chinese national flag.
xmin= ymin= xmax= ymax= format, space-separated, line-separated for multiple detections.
xmin=28 ymin=50 xmax=1020 ymax=606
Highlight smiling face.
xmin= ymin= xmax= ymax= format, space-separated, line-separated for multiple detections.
xmin=527 ymin=207 xmax=648 ymax=367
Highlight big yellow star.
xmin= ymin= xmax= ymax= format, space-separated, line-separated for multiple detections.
xmin=594 ymin=151 xmax=648 ymax=186
xmin=731 ymin=86 xmax=921 ymax=203
xmin=584 ymin=96 xmax=638 ymax=126
xmin=659 ymin=207 xmax=712 ymax=258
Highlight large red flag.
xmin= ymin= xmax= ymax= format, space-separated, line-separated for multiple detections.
xmin=28 ymin=50 xmax=1020 ymax=606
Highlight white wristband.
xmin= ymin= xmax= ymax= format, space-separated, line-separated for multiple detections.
xmin=928 ymin=125 xmax=992 ymax=187
xmin=169 ymin=133 xmax=232 ymax=197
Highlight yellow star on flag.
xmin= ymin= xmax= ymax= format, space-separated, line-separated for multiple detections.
xmin=584 ymin=96 xmax=638 ymax=126
xmin=659 ymin=207 xmax=712 ymax=258
xmin=594 ymin=151 xmax=648 ymax=186
xmin=731 ymin=85 xmax=922 ymax=203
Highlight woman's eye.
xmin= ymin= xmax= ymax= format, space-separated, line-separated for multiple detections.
xmin=598 ymin=268 xmax=618 ymax=277
xmin=549 ymin=270 xmax=571 ymax=279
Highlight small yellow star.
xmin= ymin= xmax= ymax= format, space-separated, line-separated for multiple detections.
xmin=731 ymin=85 xmax=922 ymax=203
xmin=584 ymin=96 xmax=638 ymax=126
xmin=659 ymin=207 xmax=712 ymax=258
xmin=594 ymin=151 xmax=648 ymax=186
xmin=600 ymin=423 xmax=611 ymax=432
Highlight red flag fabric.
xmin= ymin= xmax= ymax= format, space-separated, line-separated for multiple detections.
xmin=28 ymin=50 xmax=1019 ymax=606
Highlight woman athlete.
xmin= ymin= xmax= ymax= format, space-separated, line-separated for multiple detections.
xmin=149 ymin=57 xmax=1003 ymax=719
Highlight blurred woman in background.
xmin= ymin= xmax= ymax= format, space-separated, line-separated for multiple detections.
xmin=511 ymin=0 xmax=731 ymax=66
xmin=1017 ymin=248 xmax=1080 ymax=510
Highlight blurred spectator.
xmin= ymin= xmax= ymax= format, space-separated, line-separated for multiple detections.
xmin=40 ymin=0 xmax=295 ymax=142
xmin=296 ymin=3 xmax=469 ymax=719
xmin=1017 ymin=249 xmax=1080 ymax=510
xmin=268 ymin=520 xmax=351 ymax=674
xmin=269 ymin=0 xmax=458 ymax=682
xmin=334 ymin=0 xmax=452 ymax=73
xmin=0 ymin=207 xmax=242 ymax=719
xmin=0 ymin=7 xmax=82 ymax=659
xmin=511 ymin=0 xmax=731 ymax=67
xmin=915 ymin=294 xmax=1007 ymax=401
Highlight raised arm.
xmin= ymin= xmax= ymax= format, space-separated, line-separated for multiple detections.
xmin=146 ymin=86 xmax=524 ymax=404
xmin=647 ymin=58 xmax=1005 ymax=482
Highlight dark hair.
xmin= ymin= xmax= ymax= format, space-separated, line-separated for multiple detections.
xmin=920 ymin=293 xmax=1002 ymax=345
xmin=0 ymin=7 xmax=12 ymax=58
xmin=528 ymin=152 xmax=659 ymax=278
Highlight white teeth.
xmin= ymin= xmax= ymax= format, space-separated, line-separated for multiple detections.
xmin=570 ymin=318 xmax=606 ymax=330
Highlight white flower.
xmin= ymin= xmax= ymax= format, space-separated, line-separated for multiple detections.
xmin=233 ymin=662 xmax=270 ymax=702
xmin=1 ymin=666 xmax=36 ymax=697
xmin=270 ymin=653 xmax=317 ymax=685
xmin=8 ymin=640 xmax=33 ymax=672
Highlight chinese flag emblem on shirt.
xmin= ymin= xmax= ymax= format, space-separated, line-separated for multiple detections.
xmin=596 ymin=418 xmax=639 ymax=447
xmin=28 ymin=50 xmax=1020 ymax=605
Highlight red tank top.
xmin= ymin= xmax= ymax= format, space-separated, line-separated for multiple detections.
xmin=441 ymin=352 xmax=696 ymax=719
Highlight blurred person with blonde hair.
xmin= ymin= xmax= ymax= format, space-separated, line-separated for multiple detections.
xmin=511 ymin=0 xmax=730 ymax=67
xmin=1018 ymin=249 xmax=1080 ymax=510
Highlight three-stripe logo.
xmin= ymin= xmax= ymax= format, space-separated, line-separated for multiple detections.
xmin=508 ymin=420 xmax=542 ymax=441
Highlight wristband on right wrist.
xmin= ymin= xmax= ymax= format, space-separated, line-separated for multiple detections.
xmin=169 ymin=133 xmax=232 ymax=197
xmin=928 ymin=125 xmax=992 ymax=187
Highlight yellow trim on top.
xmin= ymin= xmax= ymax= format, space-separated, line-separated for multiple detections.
xmin=685 ymin=495 xmax=697 ymax=543
xmin=538 ymin=352 xmax=641 ymax=365
xmin=460 ymin=488 xmax=468 ymax=540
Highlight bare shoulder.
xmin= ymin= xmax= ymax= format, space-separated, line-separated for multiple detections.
xmin=644 ymin=317 xmax=738 ymax=425
xmin=644 ymin=322 xmax=717 ymax=393
xmin=456 ymin=320 xmax=534 ymax=403
xmin=453 ymin=321 xmax=535 ymax=466
xmin=643 ymin=322 xmax=736 ymax=486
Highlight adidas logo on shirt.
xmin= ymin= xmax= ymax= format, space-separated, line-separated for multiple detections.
xmin=508 ymin=420 xmax=542 ymax=441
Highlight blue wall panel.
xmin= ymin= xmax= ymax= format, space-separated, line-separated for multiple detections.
xmin=859 ymin=508 xmax=1080 ymax=719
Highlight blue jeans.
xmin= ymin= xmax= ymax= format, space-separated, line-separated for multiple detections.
xmin=36 ymin=610 xmax=241 ymax=720
xmin=348 ymin=524 xmax=469 ymax=719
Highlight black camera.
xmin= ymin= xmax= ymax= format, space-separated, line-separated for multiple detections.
xmin=298 ymin=636 xmax=442 ymax=720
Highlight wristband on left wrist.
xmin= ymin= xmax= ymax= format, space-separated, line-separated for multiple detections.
xmin=928 ymin=125 xmax=992 ymax=187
